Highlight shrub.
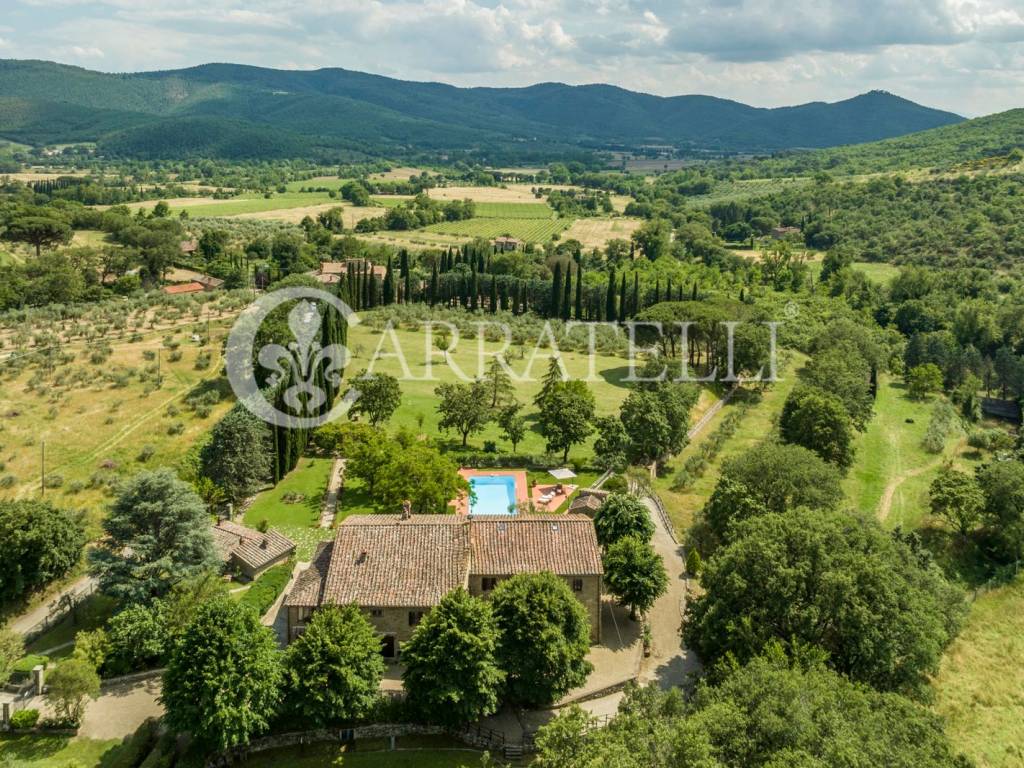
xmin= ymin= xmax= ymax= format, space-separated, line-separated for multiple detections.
xmin=238 ymin=561 xmax=294 ymax=616
xmin=137 ymin=445 xmax=156 ymax=463
xmin=166 ymin=421 xmax=185 ymax=436
xmin=10 ymin=708 xmax=39 ymax=729
xmin=686 ymin=547 xmax=702 ymax=576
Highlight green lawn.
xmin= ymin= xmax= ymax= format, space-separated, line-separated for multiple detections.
xmin=344 ymin=323 xmax=633 ymax=463
xmin=244 ymin=458 xmax=334 ymax=559
xmin=850 ymin=261 xmax=901 ymax=285
xmin=933 ymin=575 xmax=1024 ymax=768
xmin=239 ymin=743 xmax=484 ymax=768
xmin=0 ymin=734 xmax=122 ymax=768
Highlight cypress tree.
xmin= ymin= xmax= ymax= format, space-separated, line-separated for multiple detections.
xmin=471 ymin=266 xmax=479 ymax=311
xmin=382 ymin=256 xmax=395 ymax=305
xmin=677 ymin=284 xmax=683 ymax=301
xmin=654 ymin=278 xmax=660 ymax=305
xmin=574 ymin=252 xmax=583 ymax=320
xmin=489 ymin=276 xmax=498 ymax=313
xmin=666 ymin=277 xmax=672 ymax=302
xmin=632 ymin=273 xmax=639 ymax=315
xmin=430 ymin=261 xmax=438 ymax=307
xmin=606 ymin=267 xmax=617 ymax=322
xmin=402 ymin=251 xmax=411 ymax=303
xmin=562 ymin=264 xmax=572 ymax=321
xmin=551 ymin=262 xmax=563 ymax=319
xmin=619 ymin=273 xmax=627 ymax=319
xmin=692 ymin=281 xmax=698 ymax=301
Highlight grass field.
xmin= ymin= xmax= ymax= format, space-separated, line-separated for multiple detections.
xmin=934 ymin=575 xmax=1024 ymax=768
xmin=561 ymin=217 xmax=642 ymax=249
xmin=842 ymin=376 xmax=981 ymax=529
xmin=115 ymin=192 xmax=343 ymax=218
xmin=851 ymin=261 xmax=901 ymax=285
xmin=344 ymin=322 xmax=633 ymax=461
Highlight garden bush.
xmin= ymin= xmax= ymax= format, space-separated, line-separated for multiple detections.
xmin=238 ymin=561 xmax=294 ymax=616
xmin=9 ymin=708 xmax=39 ymax=729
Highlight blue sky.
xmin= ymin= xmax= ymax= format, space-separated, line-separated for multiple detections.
xmin=1 ymin=0 xmax=1022 ymax=116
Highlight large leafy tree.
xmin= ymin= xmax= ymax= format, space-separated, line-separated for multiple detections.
xmin=162 ymin=599 xmax=282 ymax=750
xmin=283 ymin=605 xmax=384 ymax=726
xmin=435 ymin=380 xmax=492 ymax=447
xmin=686 ymin=507 xmax=965 ymax=694
xmin=701 ymin=442 xmax=843 ymax=545
xmin=779 ymin=385 xmax=855 ymax=469
xmin=199 ymin=404 xmax=273 ymax=505
xmin=929 ymin=466 xmax=984 ymax=537
xmin=2 ymin=215 xmax=72 ymax=257
xmin=0 ymin=500 xmax=85 ymax=607
xmin=802 ymin=345 xmax=875 ymax=428
xmin=602 ymin=536 xmax=668 ymax=620
xmin=533 ymin=649 xmax=969 ymax=768
xmin=349 ymin=370 xmax=402 ymax=426
xmin=491 ymin=572 xmax=593 ymax=707
xmin=89 ymin=469 xmax=221 ymax=604
xmin=592 ymin=493 xmax=654 ymax=548
xmin=402 ymin=588 xmax=504 ymax=725
xmin=977 ymin=460 xmax=1024 ymax=562
xmin=373 ymin=442 xmax=468 ymax=513
xmin=538 ymin=380 xmax=595 ymax=461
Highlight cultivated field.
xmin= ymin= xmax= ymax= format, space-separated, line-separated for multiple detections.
xmin=0 ymin=317 xmax=238 ymax=527
xmin=562 ymin=217 xmax=643 ymax=249
xmin=426 ymin=217 xmax=571 ymax=242
xmin=426 ymin=184 xmax=544 ymax=203
xmin=234 ymin=204 xmax=386 ymax=227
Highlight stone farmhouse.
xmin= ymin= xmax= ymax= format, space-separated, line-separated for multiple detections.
xmin=211 ymin=519 xmax=296 ymax=581
xmin=285 ymin=513 xmax=603 ymax=658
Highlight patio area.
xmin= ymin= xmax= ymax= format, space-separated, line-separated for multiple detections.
xmin=530 ymin=481 xmax=578 ymax=512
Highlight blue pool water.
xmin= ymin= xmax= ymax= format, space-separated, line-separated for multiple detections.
xmin=469 ymin=475 xmax=518 ymax=515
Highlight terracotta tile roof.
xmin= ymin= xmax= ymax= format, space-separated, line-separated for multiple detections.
xmin=162 ymin=282 xmax=205 ymax=295
xmin=321 ymin=516 xmax=471 ymax=608
xmin=212 ymin=519 xmax=296 ymax=572
xmin=286 ymin=513 xmax=603 ymax=610
xmin=286 ymin=540 xmax=333 ymax=606
xmin=469 ymin=515 xmax=603 ymax=576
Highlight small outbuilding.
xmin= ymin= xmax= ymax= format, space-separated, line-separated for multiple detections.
xmin=211 ymin=519 xmax=296 ymax=581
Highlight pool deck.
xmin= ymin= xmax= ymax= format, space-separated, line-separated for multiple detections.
xmin=531 ymin=482 xmax=577 ymax=513
xmin=453 ymin=468 xmax=529 ymax=515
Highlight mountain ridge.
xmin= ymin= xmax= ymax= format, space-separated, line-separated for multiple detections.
xmin=0 ymin=59 xmax=966 ymax=160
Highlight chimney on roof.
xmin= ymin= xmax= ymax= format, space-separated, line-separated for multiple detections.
xmin=357 ymin=550 xmax=368 ymax=564
xmin=260 ymin=539 xmax=268 ymax=550
xmin=401 ymin=499 xmax=412 ymax=520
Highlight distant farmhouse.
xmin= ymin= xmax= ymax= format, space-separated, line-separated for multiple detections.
xmin=491 ymin=236 xmax=523 ymax=252
xmin=312 ymin=259 xmax=387 ymax=285
xmin=286 ymin=512 xmax=603 ymax=657
xmin=212 ymin=519 xmax=296 ymax=581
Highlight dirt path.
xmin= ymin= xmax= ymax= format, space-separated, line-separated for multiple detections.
xmin=875 ymin=437 xmax=967 ymax=522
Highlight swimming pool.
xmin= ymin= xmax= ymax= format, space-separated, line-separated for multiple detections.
xmin=469 ymin=475 xmax=518 ymax=515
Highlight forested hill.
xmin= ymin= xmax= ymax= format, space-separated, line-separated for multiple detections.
xmin=0 ymin=59 xmax=963 ymax=159
xmin=738 ymin=107 xmax=1024 ymax=176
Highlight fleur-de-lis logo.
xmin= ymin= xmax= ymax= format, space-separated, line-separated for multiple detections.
xmin=225 ymin=287 xmax=360 ymax=428
xmin=258 ymin=300 xmax=347 ymax=416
